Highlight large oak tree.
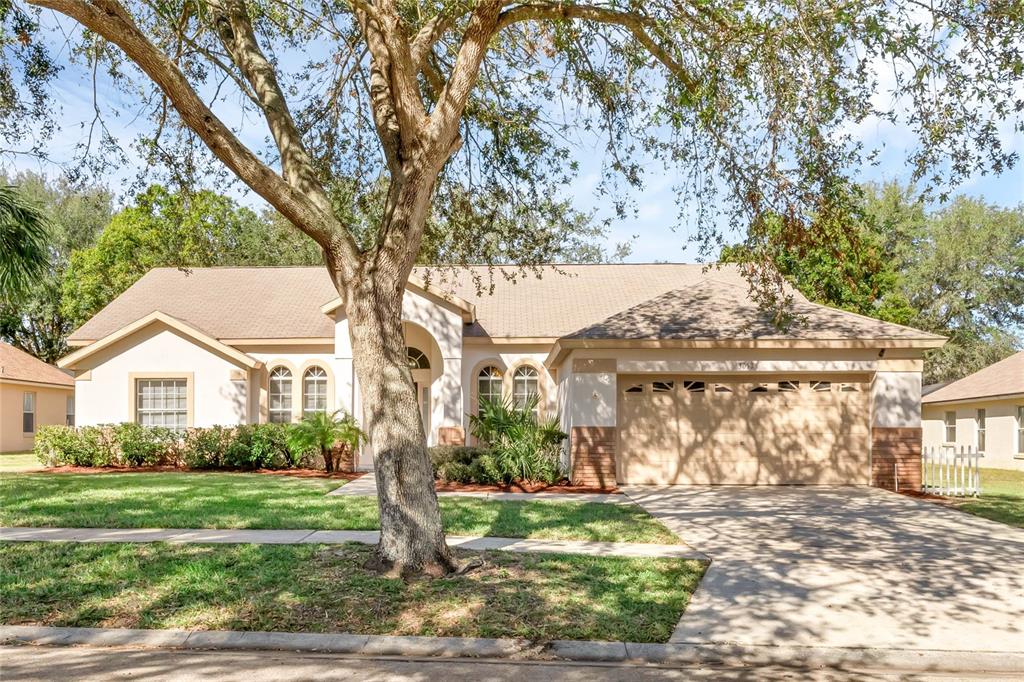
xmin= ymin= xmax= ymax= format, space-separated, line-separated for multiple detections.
xmin=3 ymin=0 xmax=1021 ymax=574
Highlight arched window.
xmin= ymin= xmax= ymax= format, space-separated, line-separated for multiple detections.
xmin=407 ymin=347 xmax=430 ymax=370
xmin=512 ymin=365 xmax=540 ymax=418
xmin=268 ymin=367 xmax=293 ymax=423
xmin=303 ymin=366 xmax=328 ymax=416
xmin=477 ymin=366 xmax=503 ymax=408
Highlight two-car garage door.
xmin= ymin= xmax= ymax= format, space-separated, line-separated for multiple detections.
xmin=616 ymin=375 xmax=871 ymax=485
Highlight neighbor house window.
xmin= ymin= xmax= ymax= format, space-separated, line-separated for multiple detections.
xmin=66 ymin=396 xmax=75 ymax=427
xmin=1017 ymin=406 xmax=1024 ymax=454
xmin=22 ymin=392 xmax=35 ymax=433
xmin=136 ymin=379 xmax=187 ymax=430
xmin=512 ymin=365 xmax=540 ymax=418
xmin=302 ymin=366 xmax=328 ymax=416
xmin=477 ymin=366 xmax=502 ymax=407
xmin=269 ymin=367 xmax=293 ymax=423
xmin=976 ymin=409 xmax=986 ymax=452
xmin=944 ymin=411 xmax=956 ymax=443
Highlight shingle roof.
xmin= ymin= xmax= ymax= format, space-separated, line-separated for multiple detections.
xmin=67 ymin=264 xmax=943 ymax=344
xmin=564 ymin=280 xmax=940 ymax=341
xmin=0 ymin=343 xmax=74 ymax=387
xmin=922 ymin=351 xmax=1024 ymax=404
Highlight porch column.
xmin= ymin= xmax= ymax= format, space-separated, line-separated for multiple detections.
xmin=871 ymin=364 xmax=924 ymax=491
xmin=569 ymin=358 xmax=617 ymax=487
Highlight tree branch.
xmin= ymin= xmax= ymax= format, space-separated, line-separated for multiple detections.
xmin=28 ymin=0 xmax=353 ymax=259
xmin=496 ymin=3 xmax=698 ymax=94
xmin=208 ymin=0 xmax=334 ymax=217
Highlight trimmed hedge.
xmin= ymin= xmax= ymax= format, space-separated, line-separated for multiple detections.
xmin=34 ymin=423 xmax=299 ymax=470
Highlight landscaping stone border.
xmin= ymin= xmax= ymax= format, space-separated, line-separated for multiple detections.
xmin=2 ymin=625 xmax=1021 ymax=675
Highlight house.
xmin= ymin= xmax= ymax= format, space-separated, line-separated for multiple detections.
xmin=57 ymin=264 xmax=945 ymax=487
xmin=1 ymin=342 xmax=75 ymax=453
xmin=922 ymin=351 xmax=1024 ymax=471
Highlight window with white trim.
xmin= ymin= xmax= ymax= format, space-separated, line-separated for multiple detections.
xmin=136 ymin=379 xmax=187 ymax=430
xmin=1017 ymin=406 xmax=1024 ymax=454
xmin=303 ymin=366 xmax=328 ymax=416
xmin=66 ymin=395 xmax=75 ymax=427
xmin=944 ymin=411 xmax=956 ymax=443
xmin=22 ymin=392 xmax=35 ymax=433
xmin=976 ymin=409 xmax=986 ymax=452
xmin=269 ymin=367 xmax=293 ymax=423
xmin=476 ymin=366 xmax=502 ymax=408
xmin=512 ymin=365 xmax=540 ymax=418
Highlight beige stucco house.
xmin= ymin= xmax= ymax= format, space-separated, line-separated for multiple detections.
xmin=1 ymin=342 xmax=75 ymax=453
xmin=922 ymin=351 xmax=1024 ymax=471
xmin=58 ymin=264 xmax=944 ymax=487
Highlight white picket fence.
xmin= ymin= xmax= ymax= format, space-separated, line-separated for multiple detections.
xmin=922 ymin=445 xmax=983 ymax=497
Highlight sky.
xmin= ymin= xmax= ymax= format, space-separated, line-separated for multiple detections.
xmin=5 ymin=14 xmax=1023 ymax=264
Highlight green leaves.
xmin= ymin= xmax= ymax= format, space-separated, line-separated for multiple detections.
xmin=0 ymin=184 xmax=48 ymax=303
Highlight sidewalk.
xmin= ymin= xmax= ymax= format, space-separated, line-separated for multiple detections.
xmin=0 ymin=526 xmax=705 ymax=559
xmin=329 ymin=475 xmax=628 ymax=504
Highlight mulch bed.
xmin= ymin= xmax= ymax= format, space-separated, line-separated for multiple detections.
xmin=23 ymin=465 xmax=362 ymax=480
xmin=434 ymin=480 xmax=619 ymax=494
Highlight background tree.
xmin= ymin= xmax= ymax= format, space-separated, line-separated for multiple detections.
xmin=723 ymin=183 xmax=1024 ymax=383
xmin=0 ymin=172 xmax=112 ymax=362
xmin=61 ymin=184 xmax=323 ymax=327
xmin=4 ymin=0 xmax=1022 ymax=574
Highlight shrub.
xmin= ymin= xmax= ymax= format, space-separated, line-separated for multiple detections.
xmin=469 ymin=396 xmax=567 ymax=484
xmin=114 ymin=423 xmax=176 ymax=466
xmin=33 ymin=425 xmax=81 ymax=467
xmin=224 ymin=423 xmax=291 ymax=469
xmin=429 ymin=446 xmax=501 ymax=484
xmin=182 ymin=426 xmax=233 ymax=469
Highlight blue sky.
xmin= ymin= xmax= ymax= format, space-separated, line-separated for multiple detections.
xmin=7 ymin=19 xmax=1023 ymax=264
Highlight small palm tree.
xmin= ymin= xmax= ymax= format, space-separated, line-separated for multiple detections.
xmin=0 ymin=185 xmax=49 ymax=303
xmin=286 ymin=410 xmax=364 ymax=472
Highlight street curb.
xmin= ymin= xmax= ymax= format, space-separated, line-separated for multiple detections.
xmin=2 ymin=625 xmax=1022 ymax=673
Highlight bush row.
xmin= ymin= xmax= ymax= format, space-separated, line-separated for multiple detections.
xmin=34 ymin=423 xmax=308 ymax=470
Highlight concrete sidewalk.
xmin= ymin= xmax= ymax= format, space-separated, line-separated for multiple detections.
xmin=329 ymin=474 xmax=628 ymax=504
xmin=0 ymin=526 xmax=704 ymax=559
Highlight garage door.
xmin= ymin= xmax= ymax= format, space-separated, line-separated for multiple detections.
xmin=617 ymin=375 xmax=871 ymax=485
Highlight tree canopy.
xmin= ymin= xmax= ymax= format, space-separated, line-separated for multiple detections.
xmin=723 ymin=182 xmax=1024 ymax=383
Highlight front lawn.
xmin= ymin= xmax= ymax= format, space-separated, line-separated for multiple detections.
xmin=954 ymin=468 xmax=1024 ymax=528
xmin=0 ymin=453 xmax=38 ymax=473
xmin=0 ymin=541 xmax=703 ymax=643
xmin=0 ymin=472 xmax=678 ymax=544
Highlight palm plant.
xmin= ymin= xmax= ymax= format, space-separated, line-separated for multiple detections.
xmin=469 ymin=396 xmax=567 ymax=483
xmin=0 ymin=185 xmax=49 ymax=303
xmin=286 ymin=410 xmax=364 ymax=472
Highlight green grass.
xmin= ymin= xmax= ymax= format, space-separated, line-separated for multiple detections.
xmin=0 ymin=541 xmax=703 ymax=642
xmin=954 ymin=467 xmax=1024 ymax=528
xmin=0 ymin=453 xmax=38 ymax=473
xmin=0 ymin=472 xmax=679 ymax=544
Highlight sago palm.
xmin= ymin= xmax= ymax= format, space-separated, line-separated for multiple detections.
xmin=286 ymin=410 xmax=364 ymax=472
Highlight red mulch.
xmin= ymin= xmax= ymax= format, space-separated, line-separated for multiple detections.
xmin=433 ymin=480 xmax=619 ymax=494
xmin=26 ymin=465 xmax=363 ymax=480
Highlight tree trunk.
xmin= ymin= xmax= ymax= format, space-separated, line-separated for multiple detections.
xmin=346 ymin=272 xmax=456 ymax=577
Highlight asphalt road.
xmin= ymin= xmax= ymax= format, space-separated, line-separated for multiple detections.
xmin=0 ymin=645 xmax=1015 ymax=682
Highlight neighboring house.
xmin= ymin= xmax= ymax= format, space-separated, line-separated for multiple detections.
xmin=58 ymin=264 xmax=944 ymax=488
xmin=1 ymin=342 xmax=75 ymax=453
xmin=922 ymin=351 xmax=1024 ymax=471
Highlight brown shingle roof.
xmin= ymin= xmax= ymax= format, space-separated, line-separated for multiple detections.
xmin=564 ymin=280 xmax=940 ymax=341
xmin=0 ymin=343 xmax=74 ymax=387
xmin=922 ymin=351 xmax=1024 ymax=404
xmin=67 ymin=264 xmax=943 ymax=344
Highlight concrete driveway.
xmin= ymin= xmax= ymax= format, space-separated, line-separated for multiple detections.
xmin=623 ymin=486 xmax=1024 ymax=653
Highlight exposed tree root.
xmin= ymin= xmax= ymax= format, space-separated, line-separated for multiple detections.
xmin=364 ymin=547 xmax=485 ymax=581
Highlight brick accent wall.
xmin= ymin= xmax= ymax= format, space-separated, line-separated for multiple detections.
xmin=871 ymin=427 xmax=922 ymax=491
xmin=437 ymin=426 xmax=465 ymax=446
xmin=571 ymin=426 xmax=617 ymax=487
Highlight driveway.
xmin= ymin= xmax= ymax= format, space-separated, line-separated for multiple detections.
xmin=623 ymin=486 xmax=1024 ymax=653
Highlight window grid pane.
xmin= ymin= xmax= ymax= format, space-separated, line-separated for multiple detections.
xmin=303 ymin=367 xmax=328 ymax=415
xmin=512 ymin=367 xmax=539 ymax=417
xmin=269 ymin=367 xmax=293 ymax=423
xmin=477 ymin=367 xmax=502 ymax=407
xmin=136 ymin=379 xmax=187 ymax=431
xmin=22 ymin=392 xmax=35 ymax=433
